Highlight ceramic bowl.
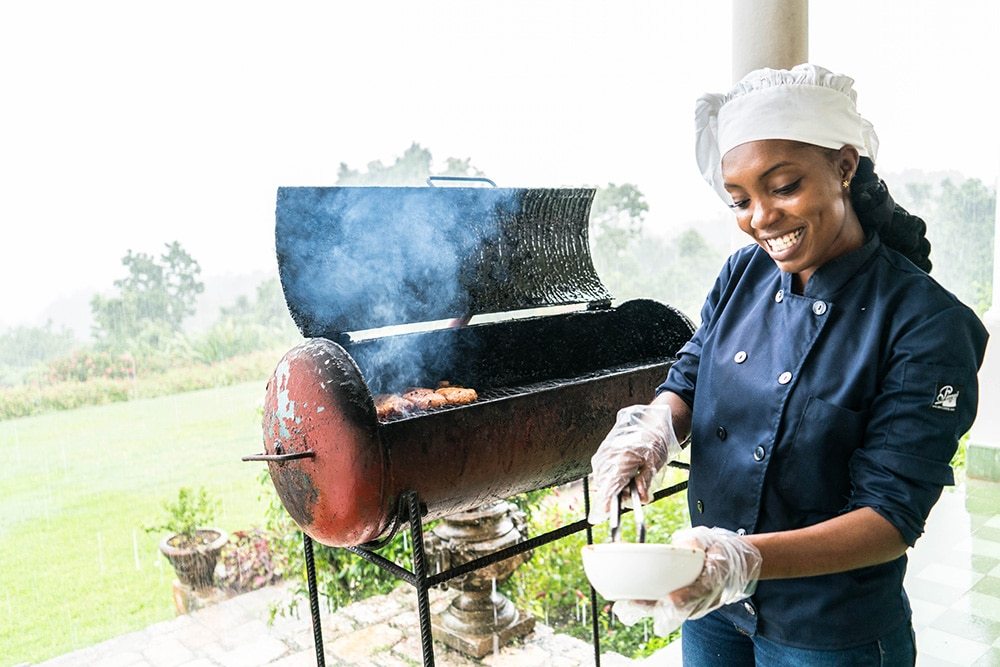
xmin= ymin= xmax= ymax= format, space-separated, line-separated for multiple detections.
xmin=581 ymin=542 xmax=705 ymax=601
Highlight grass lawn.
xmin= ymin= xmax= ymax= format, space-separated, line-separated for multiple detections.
xmin=0 ymin=380 xmax=274 ymax=665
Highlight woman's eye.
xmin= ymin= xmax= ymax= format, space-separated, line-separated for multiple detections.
xmin=728 ymin=198 xmax=750 ymax=210
xmin=774 ymin=180 xmax=801 ymax=196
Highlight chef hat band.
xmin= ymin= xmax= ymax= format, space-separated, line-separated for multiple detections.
xmin=695 ymin=64 xmax=879 ymax=205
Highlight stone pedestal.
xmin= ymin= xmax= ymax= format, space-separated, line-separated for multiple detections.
xmin=424 ymin=501 xmax=535 ymax=659
xmin=171 ymin=580 xmax=226 ymax=615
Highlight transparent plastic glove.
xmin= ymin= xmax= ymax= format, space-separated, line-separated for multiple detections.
xmin=588 ymin=404 xmax=680 ymax=524
xmin=611 ymin=526 xmax=763 ymax=636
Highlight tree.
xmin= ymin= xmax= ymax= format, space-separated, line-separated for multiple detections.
xmin=0 ymin=321 xmax=76 ymax=386
xmin=931 ymin=178 xmax=995 ymax=314
xmin=589 ymin=183 xmax=649 ymax=259
xmin=91 ymin=242 xmax=204 ymax=351
xmin=336 ymin=143 xmax=433 ymax=185
xmin=587 ymin=182 xmax=725 ymax=322
xmin=336 ymin=142 xmax=487 ymax=185
xmin=895 ymin=174 xmax=995 ymax=315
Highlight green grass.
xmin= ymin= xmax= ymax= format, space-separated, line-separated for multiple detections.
xmin=0 ymin=380 xmax=273 ymax=665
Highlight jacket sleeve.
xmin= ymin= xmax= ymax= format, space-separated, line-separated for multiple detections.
xmin=846 ymin=305 xmax=989 ymax=546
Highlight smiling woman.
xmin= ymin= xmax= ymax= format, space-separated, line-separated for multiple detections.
xmin=587 ymin=63 xmax=989 ymax=666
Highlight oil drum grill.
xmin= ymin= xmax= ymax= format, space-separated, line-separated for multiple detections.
xmin=245 ymin=181 xmax=694 ymax=666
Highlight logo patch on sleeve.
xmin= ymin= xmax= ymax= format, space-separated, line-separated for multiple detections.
xmin=931 ymin=384 xmax=961 ymax=412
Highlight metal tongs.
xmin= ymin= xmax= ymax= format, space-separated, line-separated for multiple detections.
xmin=609 ymin=482 xmax=646 ymax=543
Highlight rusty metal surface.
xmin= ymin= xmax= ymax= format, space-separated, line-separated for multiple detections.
xmin=258 ymin=300 xmax=694 ymax=547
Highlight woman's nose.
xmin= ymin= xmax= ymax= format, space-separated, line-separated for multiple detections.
xmin=750 ymin=199 xmax=779 ymax=230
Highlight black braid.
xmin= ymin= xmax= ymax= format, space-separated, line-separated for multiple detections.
xmin=849 ymin=157 xmax=932 ymax=273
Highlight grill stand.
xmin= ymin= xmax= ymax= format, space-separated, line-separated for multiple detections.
xmin=301 ymin=466 xmax=689 ymax=666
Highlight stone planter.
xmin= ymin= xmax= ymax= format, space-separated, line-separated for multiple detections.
xmin=158 ymin=528 xmax=228 ymax=591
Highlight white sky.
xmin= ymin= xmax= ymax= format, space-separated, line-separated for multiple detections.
xmin=2 ymin=0 xmax=998 ymax=329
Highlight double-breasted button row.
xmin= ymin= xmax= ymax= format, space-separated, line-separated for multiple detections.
xmin=753 ymin=446 xmax=766 ymax=462
xmin=778 ymin=371 xmax=792 ymax=385
xmin=734 ymin=350 xmax=748 ymax=364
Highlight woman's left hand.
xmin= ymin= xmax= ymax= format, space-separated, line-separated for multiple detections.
xmin=613 ymin=526 xmax=763 ymax=636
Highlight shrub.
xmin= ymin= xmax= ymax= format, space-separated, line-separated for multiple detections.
xmin=45 ymin=349 xmax=137 ymax=383
xmin=260 ymin=469 xmax=414 ymax=615
xmin=218 ymin=529 xmax=286 ymax=594
xmin=145 ymin=487 xmax=220 ymax=546
xmin=0 ymin=349 xmax=285 ymax=420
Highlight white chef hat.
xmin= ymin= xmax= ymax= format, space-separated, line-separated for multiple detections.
xmin=695 ymin=63 xmax=879 ymax=204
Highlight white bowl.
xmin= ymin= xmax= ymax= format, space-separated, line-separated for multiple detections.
xmin=581 ymin=543 xmax=705 ymax=601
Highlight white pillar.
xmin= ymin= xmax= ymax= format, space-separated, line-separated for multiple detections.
xmin=732 ymin=0 xmax=808 ymax=82
xmin=968 ymin=163 xmax=1000 ymax=481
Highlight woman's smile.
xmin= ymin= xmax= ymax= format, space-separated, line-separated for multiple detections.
xmin=761 ymin=227 xmax=804 ymax=254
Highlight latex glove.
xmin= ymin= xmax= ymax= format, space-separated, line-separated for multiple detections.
xmin=588 ymin=404 xmax=680 ymax=524
xmin=612 ymin=526 xmax=763 ymax=636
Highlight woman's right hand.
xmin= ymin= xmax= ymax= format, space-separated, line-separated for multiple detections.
xmin=612 ymin=526 xmax=763 ymax=636
xmin=588 ymin=403 xmax=680 ymax=524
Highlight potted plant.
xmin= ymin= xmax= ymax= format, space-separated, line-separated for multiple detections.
xmin=147 ymin=486 xmax=227 ymax=591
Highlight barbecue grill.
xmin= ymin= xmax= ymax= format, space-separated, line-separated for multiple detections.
xmin=245 ymin=181 xmax=694 ymax=665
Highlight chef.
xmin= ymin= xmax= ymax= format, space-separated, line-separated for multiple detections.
xmin=589 ymin=64 xmax=988 ymax=666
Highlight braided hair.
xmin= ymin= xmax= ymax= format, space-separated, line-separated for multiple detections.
xmin=849 ymin=157 xmax=933 ymax=273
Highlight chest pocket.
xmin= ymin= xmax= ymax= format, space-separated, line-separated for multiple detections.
xmin=777 ymin=396 xmax=867 ymax=514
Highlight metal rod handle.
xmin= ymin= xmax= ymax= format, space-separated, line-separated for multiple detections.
xmin=241 ymin=451 xmax=315 ymax=462
xmin=425 ymin=175 xmax=497 ymax=187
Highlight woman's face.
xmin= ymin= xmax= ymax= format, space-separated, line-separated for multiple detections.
xmin=721 ymin=140 xmax=864 ymax=289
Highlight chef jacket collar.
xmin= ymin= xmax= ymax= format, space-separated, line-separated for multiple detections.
xmin=781 ymin=232 xmax=881 ymax=299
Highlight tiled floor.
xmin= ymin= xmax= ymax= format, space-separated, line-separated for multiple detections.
xmin=906 ymin=477 xmax=1000 ymax=666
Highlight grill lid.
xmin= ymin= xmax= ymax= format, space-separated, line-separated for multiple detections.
xmin=275 ymin=186 xmax=611 ymax=336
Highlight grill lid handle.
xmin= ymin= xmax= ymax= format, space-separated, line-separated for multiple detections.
xmin=426 ymin=175 xmax=498 ymax=188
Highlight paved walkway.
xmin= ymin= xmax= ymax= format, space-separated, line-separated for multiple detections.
xmin=35 ymin=581 xmax=678 ymax=667
xmin=34 ymin=477 xmax=1000 ymax=667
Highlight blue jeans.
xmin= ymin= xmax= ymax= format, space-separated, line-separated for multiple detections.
xmin=681 ymin=610 xmax=916 ymax=666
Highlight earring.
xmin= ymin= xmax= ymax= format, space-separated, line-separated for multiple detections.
xmin=841 ymin=178 xmax=850 ymax=189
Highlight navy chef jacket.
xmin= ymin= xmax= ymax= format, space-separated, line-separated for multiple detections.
xmin=658 ymin=233 xmax=988 ymax=649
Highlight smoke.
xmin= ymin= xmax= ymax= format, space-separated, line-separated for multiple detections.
xmin=275 ymin=186 xmax=517 ymax=391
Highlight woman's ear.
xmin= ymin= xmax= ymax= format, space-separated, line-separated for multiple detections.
xmin=836 ymin=145 xmax=861 ymax=182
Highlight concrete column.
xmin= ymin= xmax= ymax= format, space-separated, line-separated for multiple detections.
xmin=968 ymin=163 xmax=1000 ymax=481
xmin=732 ymin=0 xmax=808 ymax=82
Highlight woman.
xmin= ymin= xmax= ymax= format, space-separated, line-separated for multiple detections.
xmin=589 ymin=64 xmax=988 ymax=665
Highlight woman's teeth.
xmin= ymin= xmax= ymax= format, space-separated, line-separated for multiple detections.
xmin=765 ymin=229 xmax=803 ymax=252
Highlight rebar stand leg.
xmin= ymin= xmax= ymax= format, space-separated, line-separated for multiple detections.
xmin=303 ymin=533 xmax=326 ymax=667
xmin=405 ymin=491 xmax=436 ymax=667
xmin=582 ymin=476 xmax=601 ymax=666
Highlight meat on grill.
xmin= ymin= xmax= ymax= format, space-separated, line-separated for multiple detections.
xmin=436 ymin=386 xmax=478 ymax=404
xmin=374 ymin=384 xmax=480 ymax=419
xmin=402 ymin=387 xmax=448 ymax=409
xmin=374 ymin=394 xmax=415 ymax=419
